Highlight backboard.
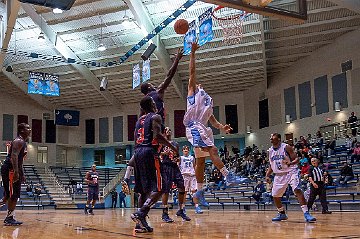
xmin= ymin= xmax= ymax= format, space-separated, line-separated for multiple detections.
xmin=201 ymin=0 xmax=307 ymax=22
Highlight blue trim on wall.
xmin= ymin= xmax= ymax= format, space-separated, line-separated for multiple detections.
xmin=82 ymin=145 xmax=132 ymax=168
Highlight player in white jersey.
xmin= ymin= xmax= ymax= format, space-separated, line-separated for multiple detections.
xmin=183 ymin=42 xmax=233 ymax=207
xmin=179 ymin=145 xmax=202 ymax=214
xmin=265 ymin=133 xmax=316 ymax=222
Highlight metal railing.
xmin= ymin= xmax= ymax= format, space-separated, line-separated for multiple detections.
xmin=102 ymin=168 xmax=126 ymax=198
xmin=44 ymin=166 xmax=70 ymax=202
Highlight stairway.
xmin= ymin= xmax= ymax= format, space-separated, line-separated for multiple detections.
xmin=35 ymin=166 xmax=76 ymax=208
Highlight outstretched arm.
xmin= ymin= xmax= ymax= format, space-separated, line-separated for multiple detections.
xmin=209 ymin=114 xmax=232 ymax=133
xmin=158 ymin=48 xmax=184 ymax=98
xmin=152 ymin=114 xmax=179 ymax=155
xmin=188 ymin=42 xmax=199 ymax=97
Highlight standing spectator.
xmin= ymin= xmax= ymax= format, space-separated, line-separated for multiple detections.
xmin=348 ymin=112 xmax=358 ymax=137
xmin=351 ymin=143 xmax=360 ymax=164
xmin=111 ymin=190 xmax=118 ymax=208
xmin=315 ymin=131 xmax=324 ymax=149
xmin=335 ymin=162 xmax=354 ymax=186
xmin=307 ymin=158 xmax=332 ymax=214
xmin=252 ymin=180 xmax=266 ymax=202
xmin=119 ymin=190 xmax=127 ymax=208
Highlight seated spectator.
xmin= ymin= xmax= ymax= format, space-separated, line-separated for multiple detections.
xmin=76 ymin=182 xmax=83 ymax=194
xmin=26 ymin=184 xmax=33 ymax=197
xmin=335 ymin=162 xmax=354 ymax=186
xmin=34 ymin=183 xmax=42 ymax=198
xmin=301 ymin=161 xmax=310 ymax=177
xmin=262 ymin=181 xmax=272 ymax=204
xmin=252 ymin=180 xmax=265 ymax=202
xmin=323 ymin=171 xmax=335 ymax=189
xmin=213 ymin=169 xmax=226 ymax=190
xmin=351 ymin=142 xmax=360 ymax=164
xmin=300 ymin=153 xmax=309 ymax=166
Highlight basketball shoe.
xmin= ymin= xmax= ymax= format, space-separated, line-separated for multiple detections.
xmin=194 ymin=190 xmax=209 ymax=207
xmin=176 ymin=209 xmax=191 ymax=221
xmin=4 ymin=216 xmax=23 ymax=226
xmin=162 ymin=208 xmax=174 ymax=223
xmin=271 ymin=212 xmax=288 ymax=221
xmin=195 ymin=206 xmax=203 ymax=214
xmin=131 ymin=211 xmax=153 ymax=232
xmin=304 ymin=212 xmax=316 ymax=222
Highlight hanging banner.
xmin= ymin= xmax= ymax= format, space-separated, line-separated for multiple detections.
xmin=28 ymin=71 xmax=44 ymax=95
xmin=142 ymin=59 xmax=151 ymax=82
xmin=132 ymin=64 xmax=141 ymax=89
xmin=183 ymin=20 xmax=197 ymax=55
xmin=198 ymin=8 xmax=214 ymax=47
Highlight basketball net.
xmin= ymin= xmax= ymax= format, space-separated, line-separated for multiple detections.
xmin=212 ymin=6 xmax=252 ymax=45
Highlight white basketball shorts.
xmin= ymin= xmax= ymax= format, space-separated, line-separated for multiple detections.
xmin=271 ymin=169 xmax=302 ymax=197
xmin=183 ymin=174 xmax=197 ymax=192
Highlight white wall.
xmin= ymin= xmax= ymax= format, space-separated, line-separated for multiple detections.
xmin=245 ymin=28 xmax=360 ymax=150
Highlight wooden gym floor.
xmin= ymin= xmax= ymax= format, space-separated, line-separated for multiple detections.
xmin=0 ymin=209 xmax=359 ymax=239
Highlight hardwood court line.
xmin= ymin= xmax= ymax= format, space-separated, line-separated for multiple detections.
xmin=35 ymin=219 xmax=152 ymax=239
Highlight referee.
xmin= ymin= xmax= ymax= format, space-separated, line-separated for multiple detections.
xmin=307 ymin=158 xmax=332 ymax=214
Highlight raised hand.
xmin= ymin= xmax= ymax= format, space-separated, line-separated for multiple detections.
xmin=191 ymin=42 xmax=199 ymax=53
xmin=176 ymin=48 xmax=184 ymax=60
xmin=222 ymin=124 xmax=233 ymax=134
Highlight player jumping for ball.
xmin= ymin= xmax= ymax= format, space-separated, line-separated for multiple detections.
xmin=183 ymin=42 xmax=233 ymax=207
xmin=266 ymin=133 xmax=316 ymax=222
xmin=122 ymin=49 xmax=184 ymax=186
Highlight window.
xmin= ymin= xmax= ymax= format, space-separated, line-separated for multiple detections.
xmin=37 ymin=146 xmax=48 ymax=163
xmin=115 ymin=148 xmax=126 ymax=164
xmin=94 ymin=150 xmax=105 ymax=166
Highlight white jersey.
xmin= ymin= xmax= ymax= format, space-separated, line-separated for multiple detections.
xmin=183 ymin=87 xmax=213 ymax=127
xmin=180 ymin=155 xmax=196 ymax=176
xmin=268 ymin=143 xmax=297 ymax=174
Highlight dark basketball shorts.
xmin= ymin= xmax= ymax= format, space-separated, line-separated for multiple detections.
xmin=87 ymin=186 xmax=99 ymax=201
xmin=134 ymin=147 xmax=162 ymax=195
xmin=1 ymin=164 xmax=22 ymax=200
xmin=161 ymin=163 xmax=185 ymax=193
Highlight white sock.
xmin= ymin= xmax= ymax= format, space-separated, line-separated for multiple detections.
xmin=197 ymin=183 xmax=204 ymax=190
xmin=220 ymin=167 xmax=229 ymax=177
xmin=180 ymin=204 xmax=185 ymax=210
xmin=301 ymin=205 xmax=309 ymax=213
xmin=6 ymin=210 xmax=14 ymax=218
xmin=195 ymin=203 xmax=199 ymax=207
xmin=124 ymin=166 xmax=133 ymax=179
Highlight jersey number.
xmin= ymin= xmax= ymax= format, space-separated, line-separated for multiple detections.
xmin=136 ymin=128 xmax=145 ymax=144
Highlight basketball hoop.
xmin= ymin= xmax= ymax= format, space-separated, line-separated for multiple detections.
xmin=212 ymin=6 xmax=252 ymax=45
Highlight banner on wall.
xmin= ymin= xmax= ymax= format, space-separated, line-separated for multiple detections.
xmin=132 ymin=64 xmax=141 ymax=89
xmin=183 ymin=20 xmax=197 ymax=55
xmin=198 ymin=8 xmax=214 ymax=46
xmin=142 ymin=59 xmax=150 ymax=82
xmin=55 ymin=110 xmax=80 ymax=126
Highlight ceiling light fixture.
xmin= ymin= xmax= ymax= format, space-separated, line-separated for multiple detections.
xmin=98 ymin=43 xmax=106 ymax=52
xmin=53 ymin=8 xmax=63 ymax=14
xmin=98 ymin=16 xmax=106 ymax=52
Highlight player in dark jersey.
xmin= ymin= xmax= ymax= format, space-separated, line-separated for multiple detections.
xmin=123 ymin=49 xmax=184 ymax=184
xmin=84 ymin=164 xmax=99 ymax=215
xmin=131 ymin=96 xmax=179 ymax=233
xmin=160 ymin=127 xmax=190 ymax=222
xmin=0 ymin=123 xmax=31 ymax=226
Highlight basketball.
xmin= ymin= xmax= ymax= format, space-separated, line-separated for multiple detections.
xmin=174 ymin=19 xmax=189 ymax=34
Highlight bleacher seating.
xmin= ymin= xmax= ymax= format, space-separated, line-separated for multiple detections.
xmin=17 ymin=165 xmax=55 ymax=210
xmin=155 ymin=142 xmax=360 ymax=212
xmin=49 ymin=166 xmax=123 ymax=202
